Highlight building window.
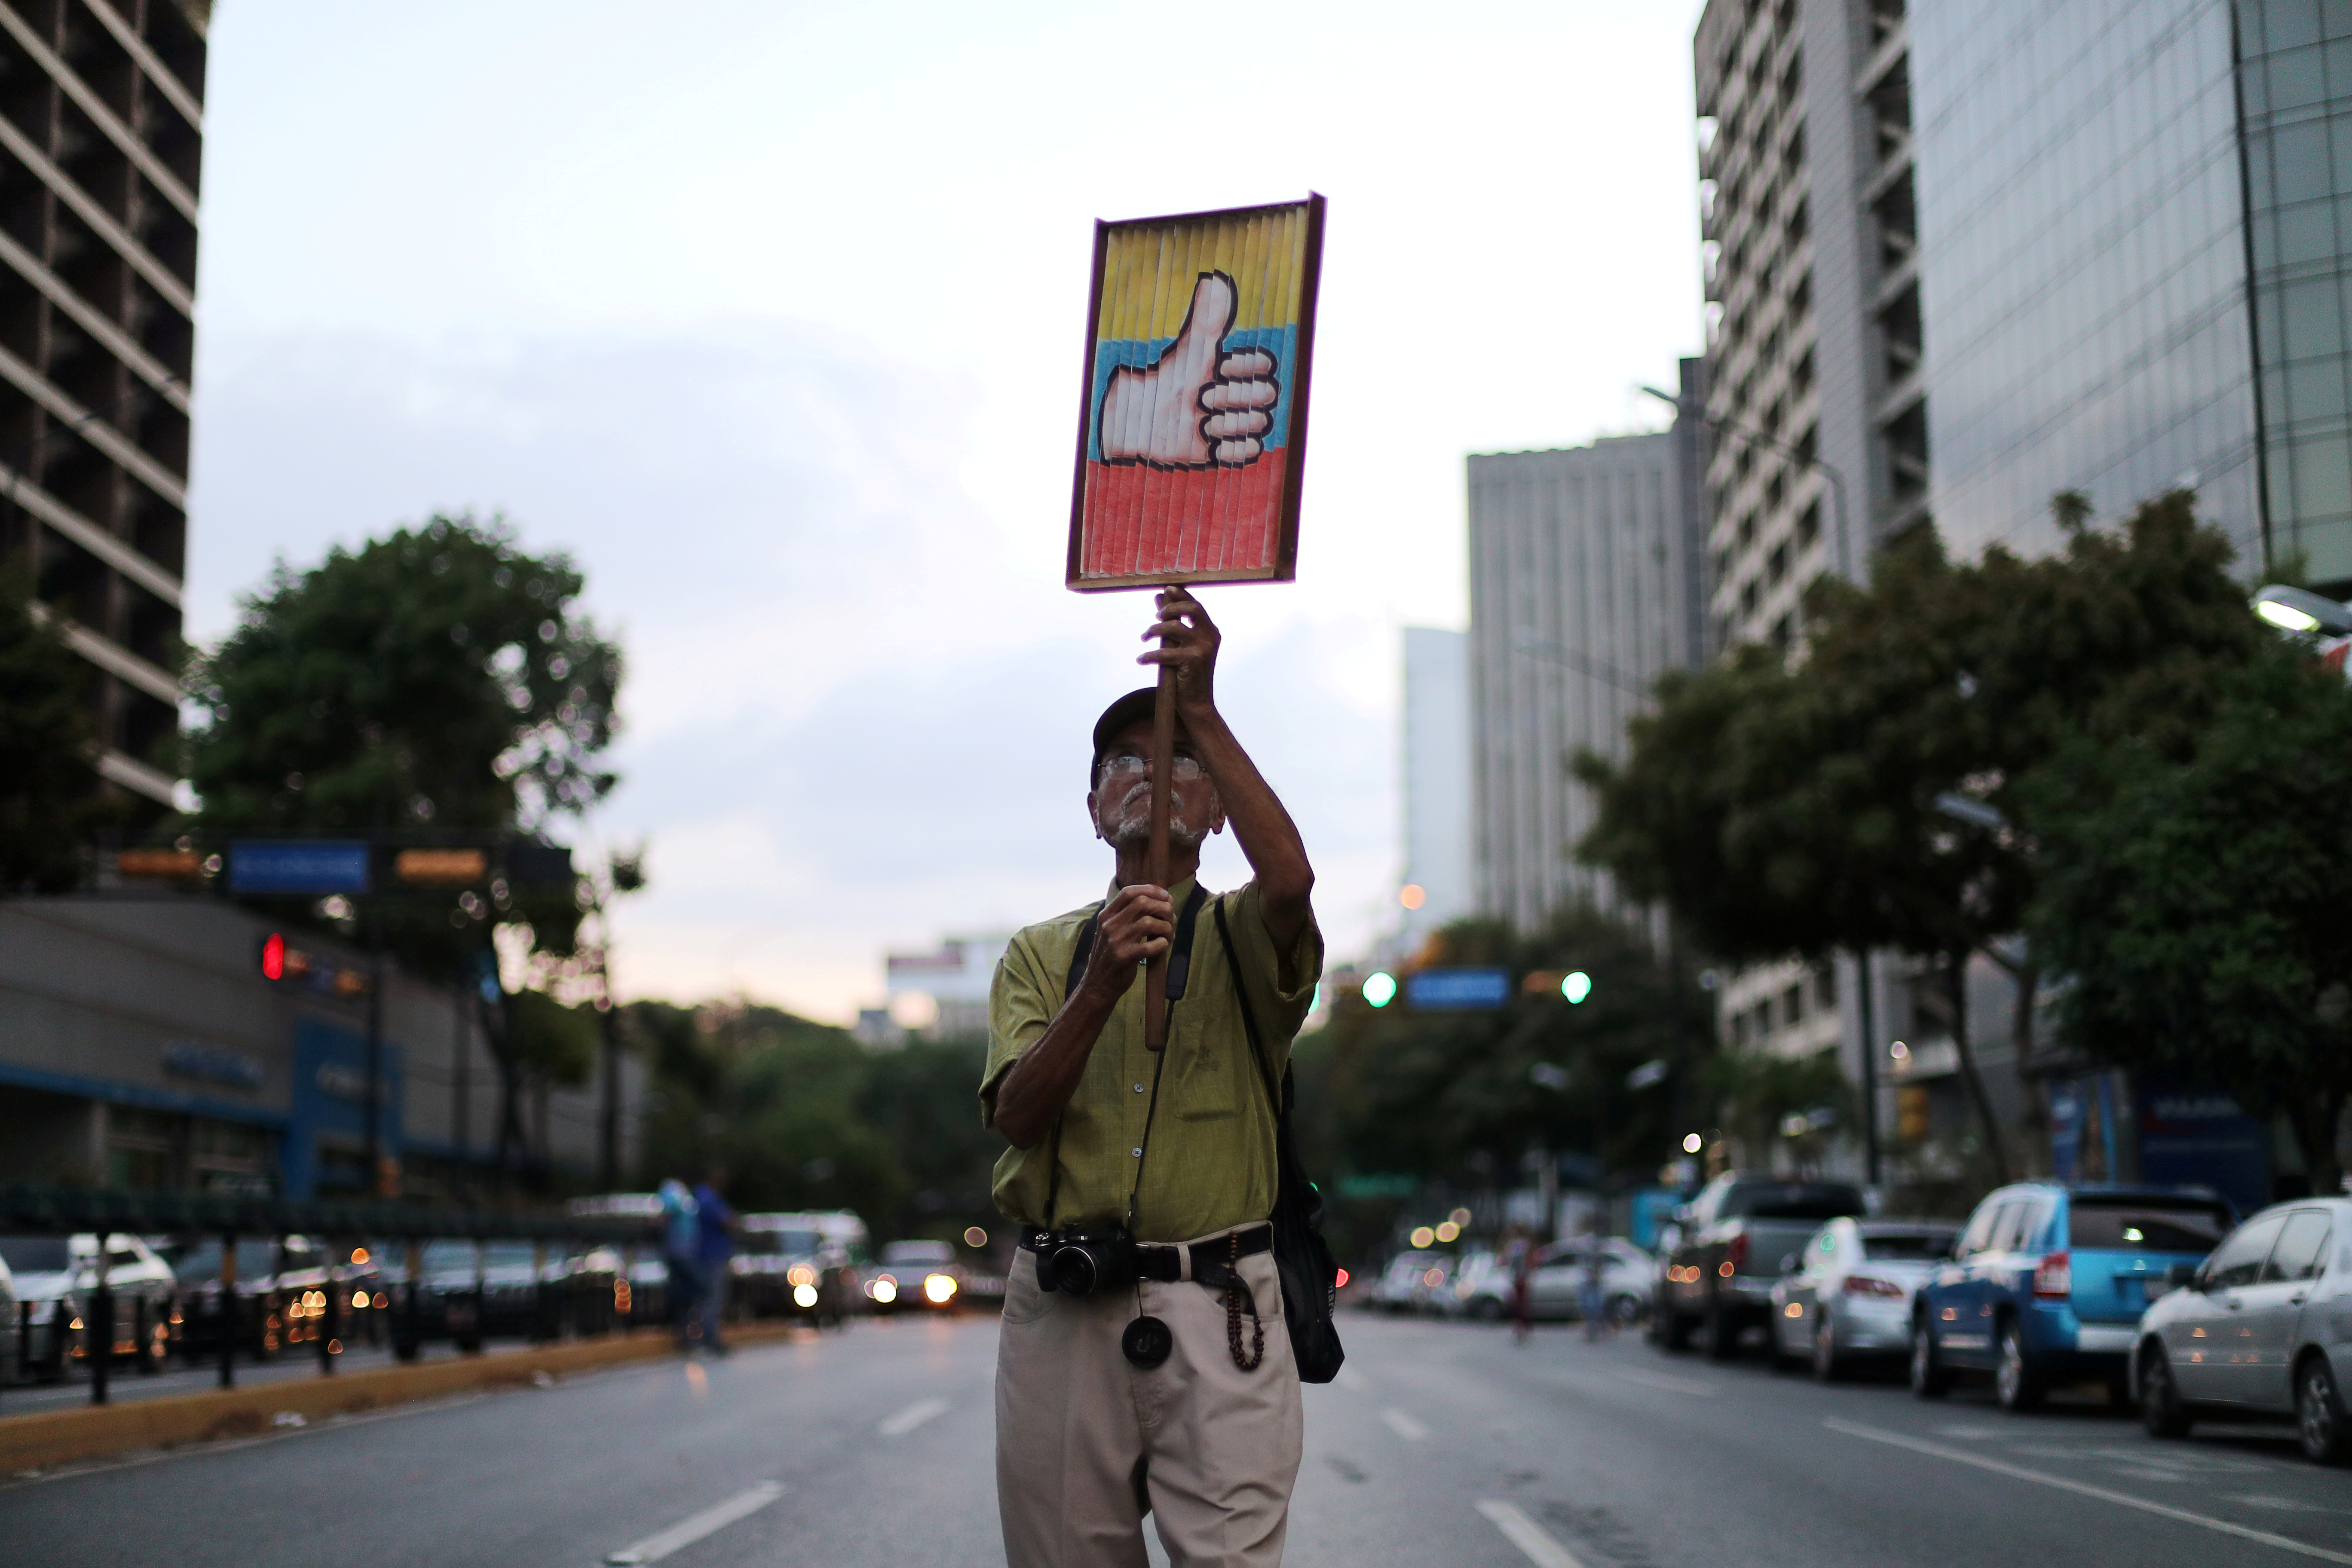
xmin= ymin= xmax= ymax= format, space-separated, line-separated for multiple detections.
xmin=1782 ymin=983 xmax=1805 ymax=1028
xmin=1814 ymin=964 xmax=1838 ymax=1011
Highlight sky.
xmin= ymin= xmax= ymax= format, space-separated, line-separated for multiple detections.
xmin=184 ymin=1 xmax=1710 ymax=1023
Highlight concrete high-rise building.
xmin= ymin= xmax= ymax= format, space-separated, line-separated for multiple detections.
xmin=1398 ymin=626 xmax=1471 ymax=948
xmin=1467 ymin=362 xmax=1710 ymax=935
xmin=0 ymin=1 xmax=208 ymax=815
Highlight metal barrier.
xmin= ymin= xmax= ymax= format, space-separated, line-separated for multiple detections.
xmin=0 ymin=1184 xmax=658 ymax=1411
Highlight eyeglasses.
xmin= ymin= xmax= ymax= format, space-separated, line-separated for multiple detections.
xmin=1097 ymin=752 xmax=1206 ymax=783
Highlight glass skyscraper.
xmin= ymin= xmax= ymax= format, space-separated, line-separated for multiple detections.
xmin=1912 ymin=0 xmax=2352 ymax=587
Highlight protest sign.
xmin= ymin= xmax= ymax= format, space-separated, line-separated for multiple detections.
xmin=1067 ymin=195 xmax=1325 ymax=591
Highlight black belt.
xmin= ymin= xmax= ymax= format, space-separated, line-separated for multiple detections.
xmin=1019 ymin=1224 xmax=1272 ymax=1284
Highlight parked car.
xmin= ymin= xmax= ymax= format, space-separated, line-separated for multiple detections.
xmin=2132 ymin=1196 xmax=2352 ymax=1463
xmin=1 ymin=1233 xmax=175 ymax=1374
xmin=868 ymin=1239 xmax=964 ymax=1314
xmin=1911 ymin=1182 xmax=2235 ymax=1410
xmin=1654 ymin=1174 xmax=1867 ymax=1358
xmin=1372 ymin=1250 xmax=1450 ymax=1314
xmin=1769 ymin=1218 xmax=1960 ymax=1379
xmin=415 ymin=1240 xmax=585 ymax=1347
xmin=1454 ymin=1240 xmax=1656 ymax=1323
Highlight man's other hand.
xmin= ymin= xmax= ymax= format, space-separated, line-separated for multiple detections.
xmin=1084 ymin=882 xmax=1174 ymax=998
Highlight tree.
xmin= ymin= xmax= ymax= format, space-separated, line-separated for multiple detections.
xmin=184 ymin=513 xmax=625 ymax=1189
xmin=0 ymin=568 xmax=106 ymax=891
xmin=2025 ymin=638 xmax=2352 ymax=1196
xmin=1577 ymin=493 xmax=2267 ymax=1182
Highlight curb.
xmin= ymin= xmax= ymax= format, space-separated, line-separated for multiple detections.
xmin=0 ymin=1322 xmax=804 ymax=1473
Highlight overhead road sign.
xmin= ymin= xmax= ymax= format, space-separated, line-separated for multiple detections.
xmin=228 ymin=839 xmax=371 ymax=895
xmin=394 ymin=848 xmax=488 ymax=885
xmin=1406 ymin=968 xmax=1512 ymax=1011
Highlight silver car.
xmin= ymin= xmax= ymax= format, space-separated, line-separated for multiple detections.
xmin=2132 ymin=1197 xmax=2352 ymax=1464
xmin=1770 ymin=1218 xmax=1960 ymax=1380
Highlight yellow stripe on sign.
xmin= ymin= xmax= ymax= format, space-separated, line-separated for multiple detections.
xmin=1099 ymin=208 xmax=1310 ymax=338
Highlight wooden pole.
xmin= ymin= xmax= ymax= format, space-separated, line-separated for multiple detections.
xmin=1143 ymin=651 xmax=1176 ymax=1051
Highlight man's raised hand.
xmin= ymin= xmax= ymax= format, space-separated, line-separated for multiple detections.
xmin=1139 ymin=588 xmax=1220 ymax=714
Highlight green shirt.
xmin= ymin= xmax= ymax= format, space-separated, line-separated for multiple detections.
xmin=980 ymin=877 xmax=1323 ymax=1243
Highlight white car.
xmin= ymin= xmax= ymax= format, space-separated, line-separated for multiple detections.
xmin=1453 ymin=1240 xmax=1657 ymax=1323
xmin=2133 ymin=1196 xmax=2352 ymax=1463
xmin=0 ymin=1233 xmax=175 ymax=1376
xmin=1372 ymin=1250 xmax=1451 ymax=1313
xmin=1769 ymin=1218 xmax=1960 ymax=1379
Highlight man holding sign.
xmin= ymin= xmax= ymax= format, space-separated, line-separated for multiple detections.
xmin=982 ymin=587 xmax=1323 ymax=1567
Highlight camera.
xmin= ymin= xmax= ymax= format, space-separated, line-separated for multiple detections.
xmin=1036 ymin=1227 xmax=1139 ymax=1296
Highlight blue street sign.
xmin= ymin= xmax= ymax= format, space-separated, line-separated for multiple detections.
xmin=1405 ymin=967 xmax=1511 ymax=1010
xmin=229 ymin=840 xmax=372 ymax=895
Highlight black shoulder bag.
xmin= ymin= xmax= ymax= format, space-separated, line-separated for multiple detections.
xmin=1214 ymin=897 xmax=1345 ymax=1384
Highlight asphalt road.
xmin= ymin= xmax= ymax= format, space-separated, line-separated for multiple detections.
xmin=6 ymin=1310 xmax=2351 ymax=1567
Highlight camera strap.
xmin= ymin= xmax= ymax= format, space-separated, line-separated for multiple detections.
xmin=1042 ymin=885 xmax=1207 ymax=1231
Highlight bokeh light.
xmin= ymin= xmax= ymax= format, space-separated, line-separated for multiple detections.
xmin=1562 ymin=971 xmax=1592 ymax=1003
xmin=1682 ymin=1132 xmax=1703 ymax=1154
xmin=1399 ymin=883 xmax=1427 ymax=910
xmin=1363 ymin=972 xmax=1397 ymax=1008
xmin=1409 ymin=1225 xmax=1436 ymax=1248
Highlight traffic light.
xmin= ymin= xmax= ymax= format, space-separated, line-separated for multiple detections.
xmin=255 ymin=932 xmax=370 ymax=998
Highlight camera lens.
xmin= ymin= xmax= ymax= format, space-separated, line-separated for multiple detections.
xmin=1046 ymin=1243 xmax=1099 ymax=1296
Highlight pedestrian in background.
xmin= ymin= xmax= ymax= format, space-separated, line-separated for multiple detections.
xmin=658 ymin=1176 xmax=700 ymax=1351
xmin=1580 ymin=1225 xmax=1608 ymax=1342
xmin=692 ymin=1165 xmax=737 ymax=1354
xmin=1507 ymin=1232 xmax=1534 ymax=1344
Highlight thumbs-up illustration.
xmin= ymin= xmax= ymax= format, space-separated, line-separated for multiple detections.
xmin=1098 ymin=271 xmax=1280 ymax=469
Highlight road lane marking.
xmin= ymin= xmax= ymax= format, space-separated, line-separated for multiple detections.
xmin=879 ymin=1397 xmax=949 ymax=1437
xmin=1380 ymin=1408 xmax=1429 ymax=1441
xmin=1475 ymin=1499 xmax=1589 ymax=1568
xmin=1613 ymin=1368 xmax=1710 ymax=1397
xmin=1823 ymin=1419 xmax=2352 ymax=1564
xmin=602 ymin=1479 xmax=784 ymax=1565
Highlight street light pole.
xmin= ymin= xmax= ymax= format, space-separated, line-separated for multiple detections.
xmin=1638 ymin=384 xmax=1854 ymax=583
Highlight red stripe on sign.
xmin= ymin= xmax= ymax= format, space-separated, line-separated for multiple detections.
xmin=1077 ymin=451 xmax=1289 ymax=582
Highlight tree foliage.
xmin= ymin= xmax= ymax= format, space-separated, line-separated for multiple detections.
xmin=631 ymin=1002 xmax=1004 ymax=1248
xmin=2025 ymin=639 xmax=2352 ymax=1195
xmin=182 ymin=512 xmax=623 ymax=978
xmin=0 ymin=568 xmax=107 ymax=891
xmin=1303 ymin=911 xmax=1709 ymax=1213
xmin=1575 ymin=493 xmax=2267 ymax=1180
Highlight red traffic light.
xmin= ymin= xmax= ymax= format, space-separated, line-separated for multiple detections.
xmin=260 ymin=932 xmax=286 ymax=981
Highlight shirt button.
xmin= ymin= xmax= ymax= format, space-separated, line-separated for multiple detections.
xmin=1133 ymin=1083 xmax=1145 ymax=1093
xmin=1132 ymin=1148 xmax=1143 ymax=1158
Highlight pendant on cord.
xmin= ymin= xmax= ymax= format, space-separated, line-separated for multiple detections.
xmin=1121 ymin=1315 xmax=1173 ymax=1369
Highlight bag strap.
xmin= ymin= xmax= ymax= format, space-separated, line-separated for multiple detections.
xmin=1213 ymin=897 xmax=1286 ymax=1120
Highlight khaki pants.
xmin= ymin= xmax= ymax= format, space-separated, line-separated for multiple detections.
xmin=995 ymin=1230 xmax=1303 ymax=1568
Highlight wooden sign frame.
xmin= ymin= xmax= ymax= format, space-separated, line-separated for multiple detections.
xmin=1065 ymin=193 xmax=1326 ymax=594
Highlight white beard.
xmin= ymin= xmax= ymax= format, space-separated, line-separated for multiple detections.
xmin=1106 ymin=781 xmax=1208 ymax=850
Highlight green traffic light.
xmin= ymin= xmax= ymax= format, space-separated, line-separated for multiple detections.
xmin=1562 ymin=971 xmax=1592 ymax=1004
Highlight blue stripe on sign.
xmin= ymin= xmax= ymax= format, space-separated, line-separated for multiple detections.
xmin=229 ymin=840 xmax=372 ymax=894
xmin=1086 ymin=325 xmax=1297 ymax=465
xmin=1406 ymin=968 xmax=1513 ymax=1010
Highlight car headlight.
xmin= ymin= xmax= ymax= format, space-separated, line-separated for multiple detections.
xmin=872 ymin=1278 xmax=898 ymax=1305
xmin=793 ymin=1283 xmax=818 ymax=1309
xmin=924 ymin=1274 xmax=956 ymax=1304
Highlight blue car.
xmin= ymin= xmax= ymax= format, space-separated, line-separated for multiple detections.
xmin=1910 ymin=1182 xmax=2236 ymax=1411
